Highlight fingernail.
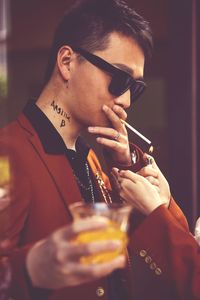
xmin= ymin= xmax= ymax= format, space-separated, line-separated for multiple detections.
xmin=116 ymin=255 xmax=126 ymax=266
xmin=102 ymin=105 xmax=108 ymax=111
xmin=112 ymin=105 xmax=118 ymax=111
xmin=111 ymin=167 xmax=119 ymax=173
xmin=145 ymin=156 xmax=153 ymax=166
xmin=88 ymin=127 xmax=94 ymax=132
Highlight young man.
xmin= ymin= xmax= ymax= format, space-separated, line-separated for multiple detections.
xmin=0 ymin=0 xmax=186 ymax=299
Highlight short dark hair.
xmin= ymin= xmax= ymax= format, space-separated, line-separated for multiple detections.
xmin=44 ymin=0 xmax=153 ymax=84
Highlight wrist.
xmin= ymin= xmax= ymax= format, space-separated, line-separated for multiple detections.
xmin=114 ymin=151 xmax=137 ymax=169
xmin=145 ymin=199 xmax=163 ymax=216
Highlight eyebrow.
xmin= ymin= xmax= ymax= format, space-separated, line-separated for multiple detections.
xmin=113 ymin=63 xmax=134 ymax=76
xmin=113 ymin=63 xmax=144 ymax=81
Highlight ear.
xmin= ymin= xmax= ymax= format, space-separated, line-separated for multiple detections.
xmin=57 ymin=46 xmax=73 ymax=81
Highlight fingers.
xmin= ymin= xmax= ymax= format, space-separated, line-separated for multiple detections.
xmin=116 ymin=174 xmax=162 ymax=215
xmin=143 ymin=153 xmax=170 ymax=206
xmin=111 ymin=168 xmax=121 ymax=191
xmin=88 ymin=103 xmax=128 ymax=144
xmin=112 ymin=164 xmax=159 ymax=190
xmin=117 ymin=169 xmax=160 ymax=193
xmin=143 ymin=153 xmax=159 ymax=170
xmin=0 ymin=186 xmax=8 ymax=198
xmin=102 ymin=105 xmax=123 ymax=132
xmin=27 ymin=224 xmax=126 ymax=289
xmin=88 ymin=104 xmax=131 ymax=166
xmin=118 ymin=170 xmax=141 ymax=183
xmin=0 ymin=194 xmax=11 ymax=211
xmin=141 ymin=154 xmax=160 ymax=186
xmin=78 ymin=254 xmax=126 ymax=276
xmin=145 ymin=176 xmax=159 ymax=187
xmin=95 ymin=137 xmax=128 ymax=153
xmin=138 ymin=166 xmax=158 ymax=178
xmin=112 ymin=167 xmax=120 ymax=177
xmin=50 ymin=218 xmax=124 ymax=264
xmin=112 ymin=105 xmax=127 ymax=121
xmin=88 ymin=104 xmax=127 ymax=137
xmin=52 ymin=227 xmax=126 ymax=286
xmin=195 ymin=217 xmax=200 ymax=227
xmin=102 ymin=105 xmax=127 ymax=129
xmin=118 ymin=169 xmax=159 ymax=193
xmin=60 ymin=255 xmax=126 ymax=286
xmin=88 ymin=127 xmax=127 ymax=143
xmin=56 ymin=239 xmax=123 ymax=263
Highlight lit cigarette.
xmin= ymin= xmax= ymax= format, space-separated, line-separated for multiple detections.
xmin=121 ymin=119 xmax=154 ymax=153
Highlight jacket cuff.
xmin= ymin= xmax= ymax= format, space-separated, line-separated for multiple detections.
xmin=104 ymin=143 xmax=145 ymax=173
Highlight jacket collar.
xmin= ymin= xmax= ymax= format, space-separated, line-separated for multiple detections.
xmin=17 ymin=112 xmax=83 ymax=210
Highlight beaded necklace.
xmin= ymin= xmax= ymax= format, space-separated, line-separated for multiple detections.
xmin=73 ymin=162 xmax=112 ymax=204
xmin=73 ymin=161 xmax=95 ymax=203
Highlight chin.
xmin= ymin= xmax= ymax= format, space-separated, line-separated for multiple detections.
xmin=94 ymin=117 xmax=111 ymax=128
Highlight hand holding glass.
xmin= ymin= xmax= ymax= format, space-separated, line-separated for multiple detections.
xmin=69 ymin=202 xmax=132 ymax=264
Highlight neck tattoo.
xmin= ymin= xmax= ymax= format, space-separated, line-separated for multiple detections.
xmin=60 ymin=120 xmax=66 ymax=128
xmin=50 ymin=100 xmax=71 ymax=126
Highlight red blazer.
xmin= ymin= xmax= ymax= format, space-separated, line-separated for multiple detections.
xmin=0 ymin=113 xmax=198 ymax=300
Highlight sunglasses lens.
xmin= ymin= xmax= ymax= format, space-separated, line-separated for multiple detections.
xmin=109 ymin=74 xmax=132 ymax=97
xmin=109 ymin=74 xmax=146 ymax=104
xmin=130 ymin=81 xmax=146 ymax=103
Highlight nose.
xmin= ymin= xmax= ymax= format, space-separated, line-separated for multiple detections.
xmin=114 ymin=89 xmax=131 ymax=109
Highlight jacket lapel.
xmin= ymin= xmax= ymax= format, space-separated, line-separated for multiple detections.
xmin=17 ymin=114 xmax=83 ymax=213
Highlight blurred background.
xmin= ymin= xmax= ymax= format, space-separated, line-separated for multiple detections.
xmin=0 ymin=0 xmax=199 ymax=228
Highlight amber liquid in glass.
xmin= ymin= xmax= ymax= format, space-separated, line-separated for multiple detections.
xmin=73 ymin=221 xmax=127 ymax=264
xmin=0 ymin=156 xmax=10 ymax=186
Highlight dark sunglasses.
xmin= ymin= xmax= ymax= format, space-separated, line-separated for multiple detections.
xmin=72 ymin=46 xmax=146 ymax=104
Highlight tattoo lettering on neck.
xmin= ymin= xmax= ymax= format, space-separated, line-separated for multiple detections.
xmin=60 ymin=120 xmax=66 ymax=128
xmin=51 ymin=100 xmax=71 ymax=122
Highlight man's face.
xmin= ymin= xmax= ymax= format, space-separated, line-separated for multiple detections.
xmin=68 ymin=32 xmax=145 ymax=128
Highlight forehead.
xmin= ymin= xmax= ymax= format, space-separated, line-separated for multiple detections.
xmin=93 ymin=32 xmax=145 ymax=78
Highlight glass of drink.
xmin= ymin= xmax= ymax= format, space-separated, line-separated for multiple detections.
xmin=69 ymin=202 xmax=132 ymax=264
xmin=0 ymin=155 xmax=11 ymax=211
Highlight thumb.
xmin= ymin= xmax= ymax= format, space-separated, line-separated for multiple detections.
xmin=119 ymin=170 xmax=141 ymax=182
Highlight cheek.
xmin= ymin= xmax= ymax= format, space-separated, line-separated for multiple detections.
xmin=72 ymin=64 xmax=111 ymax=104
xmin=69 ymin=65 xmax=114 ymax=125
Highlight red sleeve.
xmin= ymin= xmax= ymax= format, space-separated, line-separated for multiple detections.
xmin=168 ymin=197 xmax=189 ymax=231
xmin=103 ymin=142 xmax=145 ymax=173
xmin=129 ymin=205 xmax=200 ymax=300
